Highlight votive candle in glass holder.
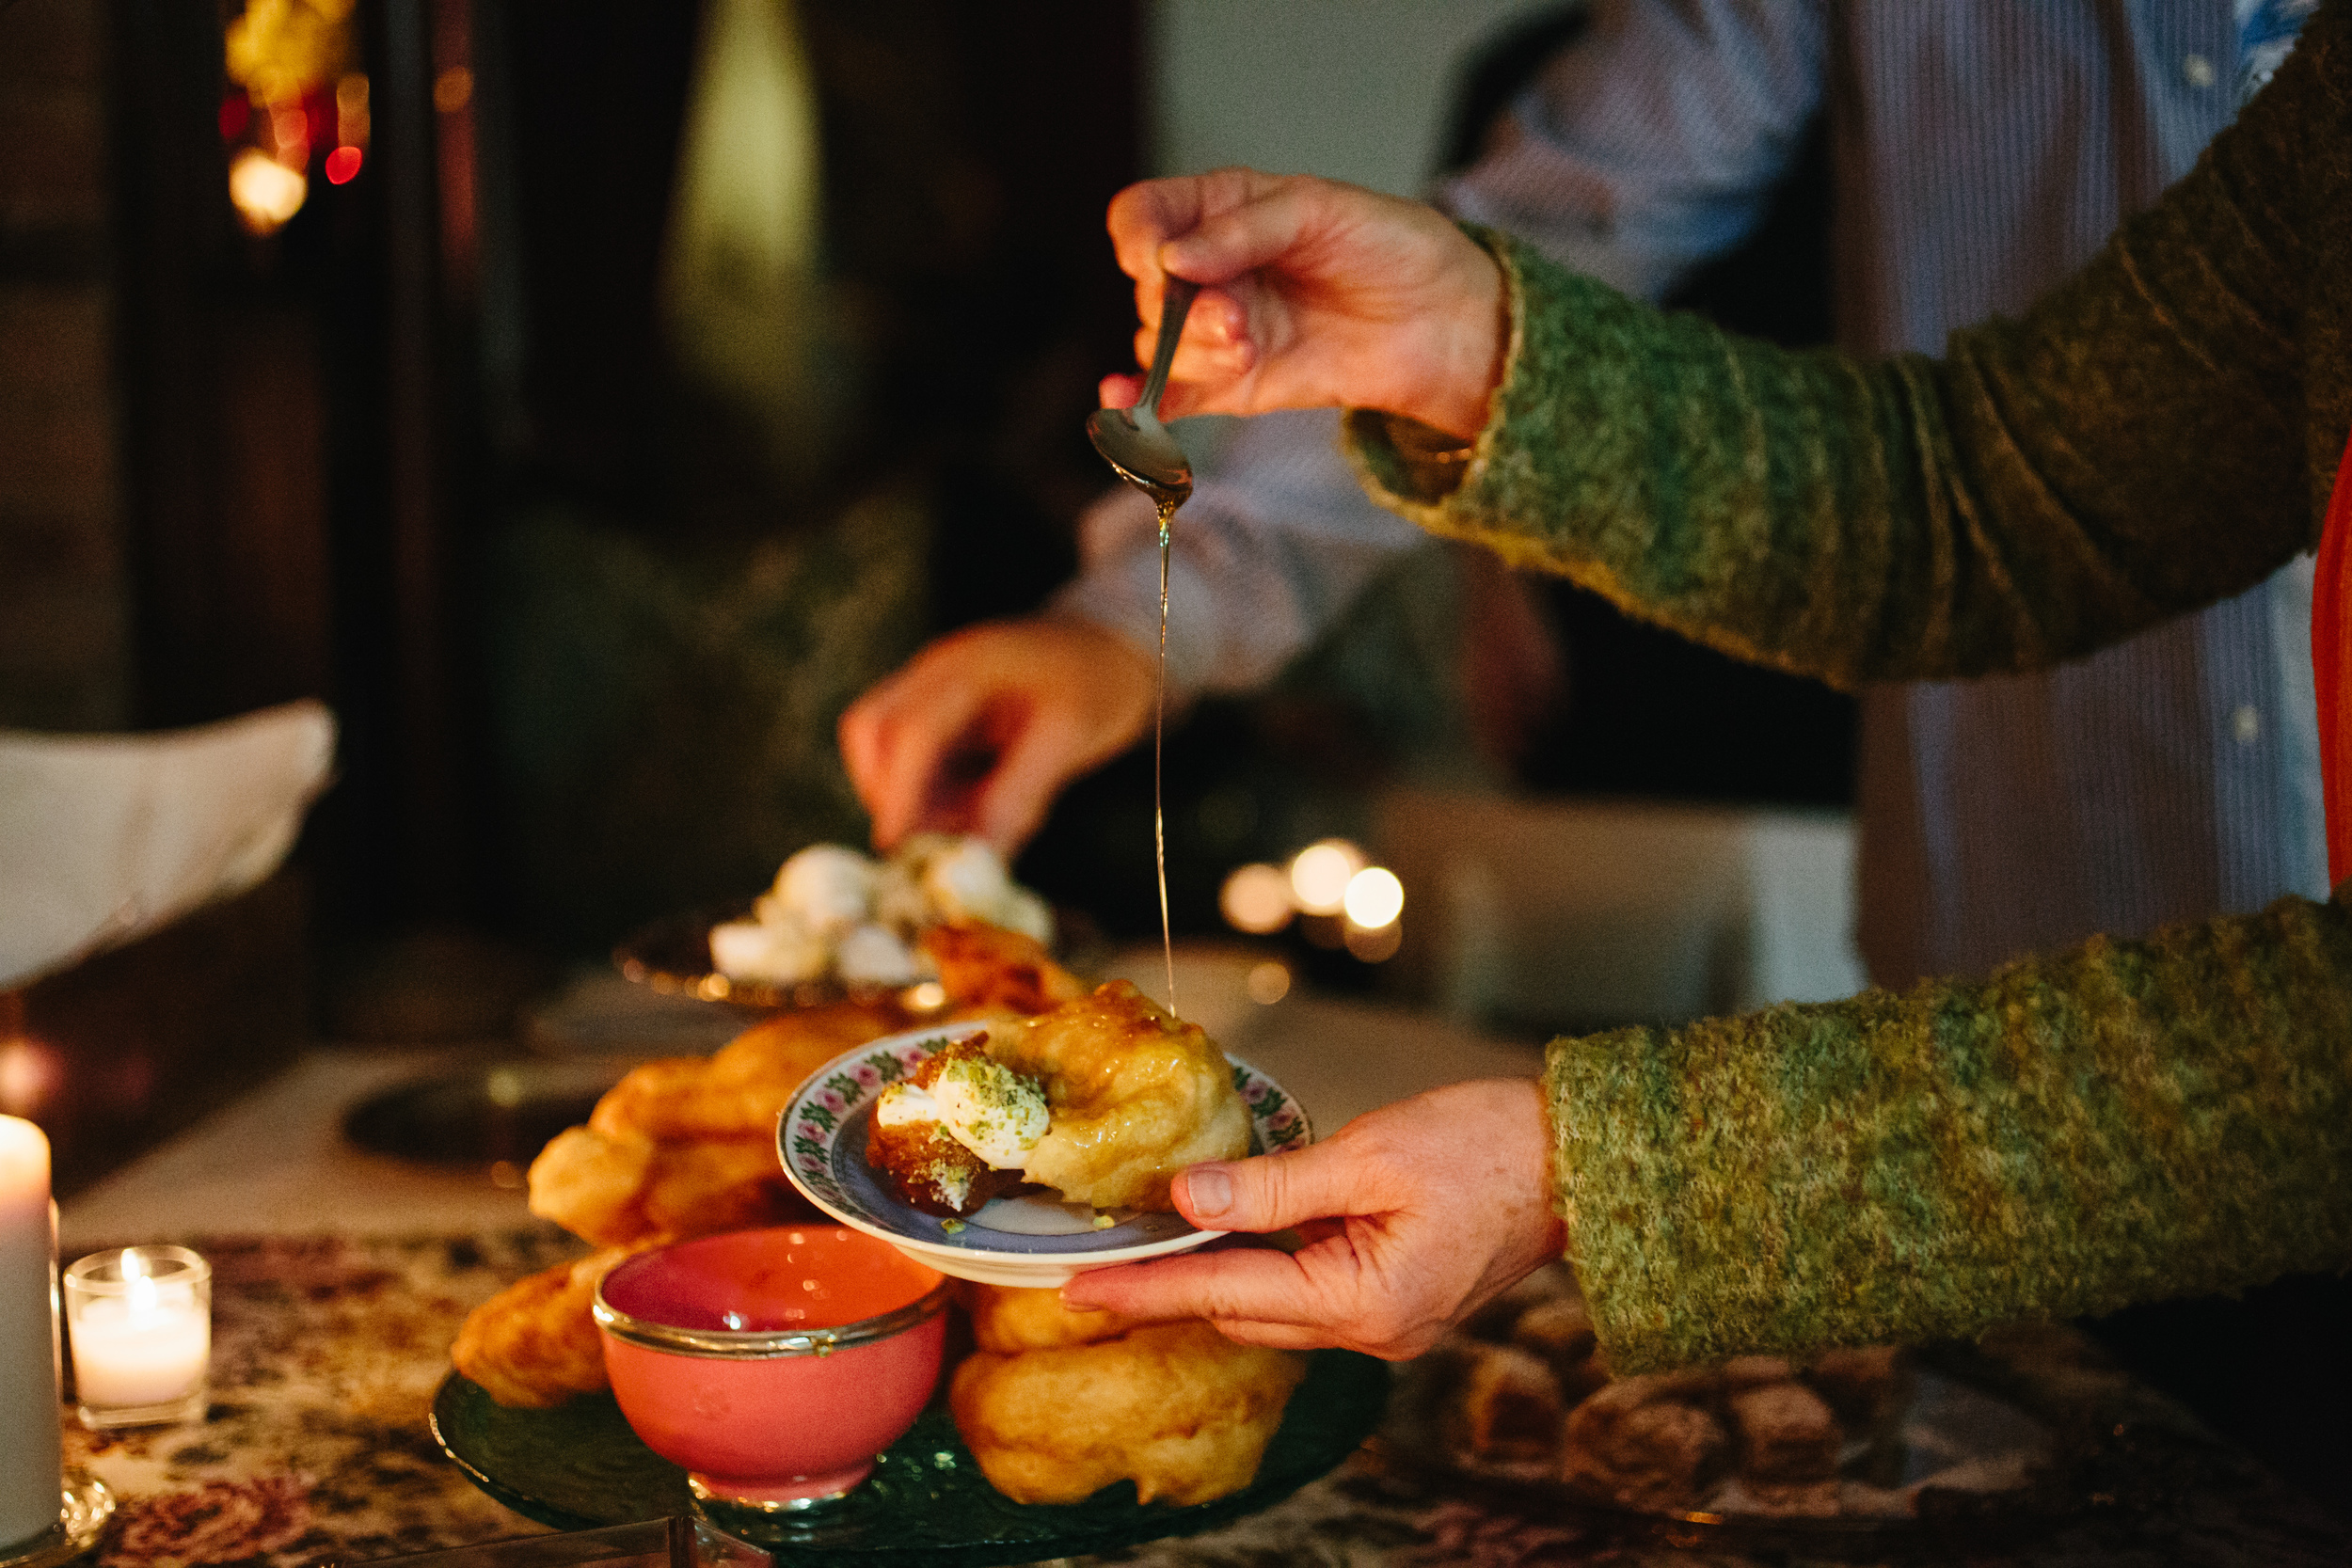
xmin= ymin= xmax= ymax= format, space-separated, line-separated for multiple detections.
xmin=63 ymin=1246 xmax=209 ymax=1429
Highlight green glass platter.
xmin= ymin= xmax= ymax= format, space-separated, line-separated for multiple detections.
xmin=431 ymin=1349 xmax=1390 ymax=1567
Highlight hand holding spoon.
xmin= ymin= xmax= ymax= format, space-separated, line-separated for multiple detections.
xmin=1087 ymin=277 xmax=1200 ymax=507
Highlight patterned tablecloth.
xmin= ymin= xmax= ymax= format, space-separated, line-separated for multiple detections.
xmin=55 ymin=1229 xmax=2352 ymax=1568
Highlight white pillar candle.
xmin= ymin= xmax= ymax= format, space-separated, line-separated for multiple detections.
xmin=0 ymin=1117 xmax=60 ymax=1549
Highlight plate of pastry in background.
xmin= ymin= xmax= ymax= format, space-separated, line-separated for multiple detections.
xmin=1376 ymin=1263 xmax=2079 ymax=1550
xmin=614 ymin=835 xmax=1059 ymax=1011
xmin=780 ymin=985 xmax=1312 ymax=1289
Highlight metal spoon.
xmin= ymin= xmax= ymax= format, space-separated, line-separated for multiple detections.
xmin=1086 ymin=277 xmax=1200 ymax=507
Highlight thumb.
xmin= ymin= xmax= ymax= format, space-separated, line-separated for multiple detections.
xmin=1173 ymin=1142 xmax=1383 ymax=1234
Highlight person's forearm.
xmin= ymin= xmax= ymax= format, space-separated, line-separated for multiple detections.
xmin=1350 ymin=23 xmax=2318 ymax=688
xmin=1549 ymin=893 xmax=2352 ymax=1372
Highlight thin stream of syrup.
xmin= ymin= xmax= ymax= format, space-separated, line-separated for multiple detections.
xmin=1090 ymin=411 xmax=1191 ymax=1018
xmin=1153 ymin=497 xmax=1179 ymax=1018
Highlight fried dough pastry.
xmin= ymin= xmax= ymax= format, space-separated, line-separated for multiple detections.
xmin=984 ymin=980 xmax=1251 ymax=1211
xmin=451 ymin=1245 xmax=639 ymax=1408
xmin=476 ymin=926 xmax=1084 ymax=1408
xmin=924 ymin=923 xmax=1088 ymax=1017
xmin=951 ymin=1317 xmax=1308 ymax=1506
xmin=963 ymin=1284 xmax=1134 ymax=1354
xmin=526 ymin=1126 xmax=657 ymax=1245
xmin=640 ymin=1135 xmax=808 ymax=1238
xmin=527 ymin=997 xmax=909 ymax=1249
xmin=530 ymin=1127 xmax=811 ymax=1245
xmin=590 ymin=998 xmax=915 ymax=1143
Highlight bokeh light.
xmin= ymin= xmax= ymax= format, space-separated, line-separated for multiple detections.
xmin=269 ymin=102 xmax=311 ymax=163
xmin=1342 ymin=866 xmax=1404 ymax=929
xmin=1246 ymin=960 xmax=1292 ymax=1005
xmin=229 ymin=147 xmax=308 ymax=233
xmin=1219 ymin=863 xmax=1294 ymax=934
xmin=434 ymin=66 xmax=474 ymax=113
xmin=1288 ymin=840 xmax=1363 ymax=915
xmin=324 ymin=144 xmax=362 ymax=184
xmin=1343 ymin=920 xmax=1404 ymax=963
xmin=0 ymin=1039 xmax=59 ymax=1118
xmin=335 ymin=71 xmax=370 ymax=145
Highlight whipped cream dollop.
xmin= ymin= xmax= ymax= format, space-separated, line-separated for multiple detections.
xmin=875 ymin=1053 xmax=1048 ymax=1170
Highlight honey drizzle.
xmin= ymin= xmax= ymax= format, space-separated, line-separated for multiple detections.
xmin=1153 ymin=496 xmax=1178 ymax=1018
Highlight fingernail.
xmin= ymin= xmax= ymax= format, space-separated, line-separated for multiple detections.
xmin=1184 ymin=1164 xmax=1233 ymax=1218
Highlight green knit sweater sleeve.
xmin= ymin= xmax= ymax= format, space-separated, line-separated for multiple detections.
xmin=1549 ymin=895 xmax=2352 ymax=1372
xmin=1333 ymin=11 xmax=2352 ymax=1371
xmin=1345 ymin=0 xmax=2334 ymax=689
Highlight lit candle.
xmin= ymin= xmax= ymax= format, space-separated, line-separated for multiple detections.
xmin=64 ymin=1246 xmax=209 ymax=1427
xmin=0 ymin=1117 xmax=60 ymax=1550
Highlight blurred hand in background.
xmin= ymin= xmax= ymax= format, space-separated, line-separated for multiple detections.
xmin=838 ymin=618 xmax=1156 ymax=853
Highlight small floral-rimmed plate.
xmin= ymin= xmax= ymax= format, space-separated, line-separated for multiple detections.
xmin=777 ymin=1024 xmax=1312 ymax=1288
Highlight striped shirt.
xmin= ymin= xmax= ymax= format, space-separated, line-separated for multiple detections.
xmin=1055 ymin=0 xmax=2324 ymax=986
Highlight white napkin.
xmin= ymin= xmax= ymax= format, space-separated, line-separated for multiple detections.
xmin=0 ymin=701 xmax=337 ymax=990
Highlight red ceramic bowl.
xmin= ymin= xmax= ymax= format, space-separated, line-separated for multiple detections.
xmin=594 ymin=1226 xmax=950 ymax=1510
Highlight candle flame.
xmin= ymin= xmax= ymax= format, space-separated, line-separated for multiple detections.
xmin=123 ymin=1250 xmax=159 ymax=1317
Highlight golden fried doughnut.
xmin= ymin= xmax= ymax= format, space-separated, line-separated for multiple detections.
xmin=985 ymin=981 xmax=1251 ymax=1212
xmin=530 ymin=1128 xmax=810 ymax=1247
xmin=589 ymin=999 xmax=912 ymax=1144
xmin=527 ymin=1126 xmax=656 ymax=1246
xmin=924 ymin=923 xmax=1088 ymax=1016
xmin=714 ymin=998 xmax=921 ymax=1076
xmin=950 ymin=1320 xmax=1308 ymax=1506
xmin=451 ymin=1246 xmax=639 ymax=1408
xmin=586 ymin=1058 xmax=725 ymax=1142
xmin=964 ymin=1284 xmax=1133 ymax=1354
xmin=638 ymin=1134 xmax=811 ymax=1240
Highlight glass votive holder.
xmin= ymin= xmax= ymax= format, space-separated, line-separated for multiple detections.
xmin=63 ymin=1246 xmax=211 ymax=1430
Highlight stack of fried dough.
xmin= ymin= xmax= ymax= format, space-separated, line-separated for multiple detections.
xmin=953 ymin=1285 xmax=1309 ymax=1507
xmin=451 ymin=921 xmax=1307 ymax=1512
xmin=452 ymin=924 xmax=1085 ymax=1408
